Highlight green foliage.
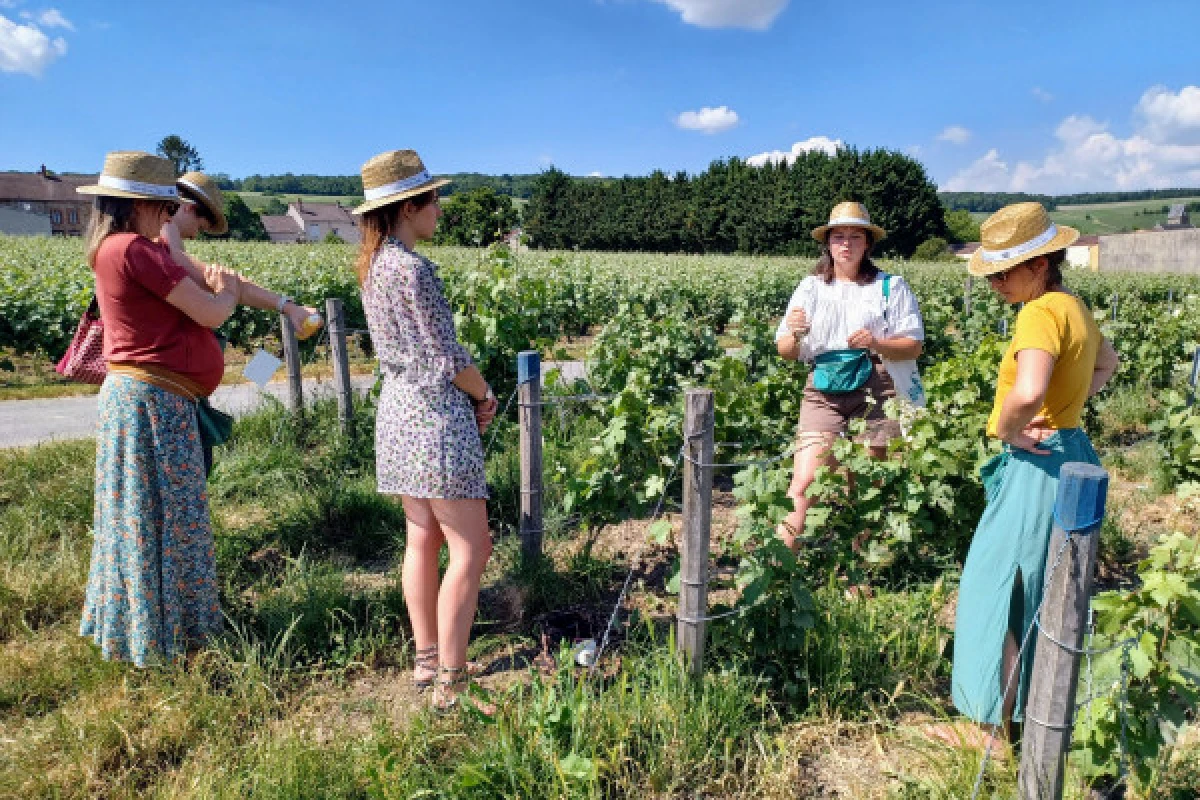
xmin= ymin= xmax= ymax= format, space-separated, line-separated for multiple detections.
xmin=221 ymin=193 xmax=269 ymax=241
xmin=526 ymin=149 xmax=947 ymax=257
xmin=913 ymin=236 xmax=955 ymax=261
xmin=322 ymin=230 xmax=344 ymax=244
xmin=259 ymin=195 xmax=288 ymax=215
xmin=435 ymin=186 xmax=520 ymax=247
xmin=944 ymin=209 xmax=981 ymax=243
xmin=155 ymin=133 xmax=203 ymax=177
xmin=1074 ymin=528 xmax=1200 ymax=793
xmin=1153 ymin=390 xmax=1200 ymax=489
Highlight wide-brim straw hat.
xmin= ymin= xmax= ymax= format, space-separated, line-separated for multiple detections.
xmin=76 ymin=151 xmax=184 ymax=202
xmin=968 ymin=202 xmax=1079 ymax=277
xmin=176 ymin=171 xmax=229 ymax=236
xmin=352 ymin=149 xmax=449 ymax=215
xmin=811 ymin=201 xmax=887 ymax=244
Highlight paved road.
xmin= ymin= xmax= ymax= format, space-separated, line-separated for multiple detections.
xmin=0 ymin=361 xmax=589 ymax=449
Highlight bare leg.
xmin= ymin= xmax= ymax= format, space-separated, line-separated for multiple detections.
xmin=1000 ymin=630 xmax=1020 ymax=741
xmin=428 ymin=498 xmax=492 ymax=669
xmin=399 ymin=496 xmax=444 ymax=659
xmin=778 ymin=432 xmax=836 ymax=551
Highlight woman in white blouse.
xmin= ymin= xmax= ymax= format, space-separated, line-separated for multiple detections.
xmin=774 ymin=202 xmax=925 ymax=550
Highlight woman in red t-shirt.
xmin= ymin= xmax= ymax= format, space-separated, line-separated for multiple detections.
xmin=76 ymin=151 xmax=247 ymax=667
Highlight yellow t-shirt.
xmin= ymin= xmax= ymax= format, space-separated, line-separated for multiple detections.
xmin=987 ymin=292 xmax=1101 ymax=438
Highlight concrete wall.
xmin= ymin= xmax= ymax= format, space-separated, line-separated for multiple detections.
xmin=0 ymin=206 xmax=51 ymax=236
xmin=1098 ymin=228 xmax=1200 ymax=274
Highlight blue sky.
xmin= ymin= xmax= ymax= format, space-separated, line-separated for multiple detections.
xmin=2 ymin=0 xmax=1198 ymax=193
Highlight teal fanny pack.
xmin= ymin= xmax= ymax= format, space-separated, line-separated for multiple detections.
xmin=812 ymin=348 xmax=874 ymax=394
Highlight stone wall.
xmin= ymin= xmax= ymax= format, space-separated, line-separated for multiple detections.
xmin=1099 ymin=229 xmax=1200 ymax=274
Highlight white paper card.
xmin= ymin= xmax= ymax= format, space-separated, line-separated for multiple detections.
xmin=243 ymin=349 xmax=283 ymax=388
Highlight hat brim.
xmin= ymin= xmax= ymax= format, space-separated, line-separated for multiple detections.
xmin=967 ymin=225 xmax=1079 ymax=277
xmin=176 ymin=178 xmax=229 ymax=236
xmin=352 ymin=178 xmax=450 ymax=215
xmin=812 ymin=222 xmax=887 ymax=244
xmin=76 ymin=184 xmax=183 ymax=202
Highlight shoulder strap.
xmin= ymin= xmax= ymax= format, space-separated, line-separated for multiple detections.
xmin=880 ymin=272 xmax=892 ymax=300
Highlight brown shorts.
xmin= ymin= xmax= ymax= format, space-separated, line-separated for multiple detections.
xmin=796 ymin=358 xmax=901 ymax=449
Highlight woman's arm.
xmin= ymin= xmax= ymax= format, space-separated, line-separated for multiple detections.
xmin=1089 ymin=337 xmax=1119 ymax=397
xmin=161 ymin=220 xmax=320 ymax=331
xmin=164 ymin=268 xmax=240 ymax=329
xmin=994 ymin=348 xmax=1055 ymax=452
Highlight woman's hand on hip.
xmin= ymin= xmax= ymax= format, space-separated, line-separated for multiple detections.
xmin=846 ymin=328 xmax=877 ymax=351
xmin=1003 ymin=422 xmax=1051 ymax=456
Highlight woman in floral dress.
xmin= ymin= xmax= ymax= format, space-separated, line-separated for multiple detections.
xmin=353 ymin=149 xmax=498 ymax=711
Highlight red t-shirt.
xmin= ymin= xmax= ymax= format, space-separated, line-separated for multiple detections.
xmin=93 ymin=233 xmax=224 ymax=395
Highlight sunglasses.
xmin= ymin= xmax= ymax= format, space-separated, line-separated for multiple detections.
xmin=162 ymin=201 xmax=181 ymax=216
xmin=986 ymin=263 xmax=1026 ymax=283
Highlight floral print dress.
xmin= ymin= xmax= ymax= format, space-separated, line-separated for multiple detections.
xmin=361 ymin=239 xmax=488 ymax=499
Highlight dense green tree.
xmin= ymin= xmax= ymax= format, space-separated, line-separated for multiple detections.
xmin=434 ymin=187 xmax=520 ymax=246
xmin=944 ymin=209 xmax=982 ymax=243
xmin=523 ymin=148 xmax=947 ymax=257
xmin=259 ymin=196 xmax=288 ymax=215
xmin=912 ymin=236 xmax=955 ymax=261
xmin=156 ymin=135 xmax=203 ymax=177
xmin=219 ymin=194 xmax=268 ymax=241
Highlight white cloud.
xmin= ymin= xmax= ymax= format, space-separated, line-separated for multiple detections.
xmin=675 ymin=105 xmax=740 ymax=134
xmin=747 ymin=135 xmax=843 ymax=166
xmin=0 ymin=2 xmax=19 ymax=9
xmin=653 ymin=0 xmax=789 ymax=30
xmin=588 ymin=171 xmax=604 ymax=177
xmin=0 ymin=13 xmax=66 ymax=76
xmin=1135 ymin=84 xmax=1200 ymax=144
xmin=37 ymin=9 xmax=72 ymax=30
xmin=943 ymin=85 xmax=1200 ymax=193
xmin=937 ymin=125 xmax=971 ymax=145
xmin=1032 ymin=86 xmax=1054 ymax=103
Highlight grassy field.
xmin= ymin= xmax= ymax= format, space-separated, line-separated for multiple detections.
xmin=971 ymin=197 xmax=1200 ymax=235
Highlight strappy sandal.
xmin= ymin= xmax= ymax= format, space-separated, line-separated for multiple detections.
xmin=432 ymin=665 xmax=496 ymax=718
xmin=413 ymin=644 xmax=439 ymax=692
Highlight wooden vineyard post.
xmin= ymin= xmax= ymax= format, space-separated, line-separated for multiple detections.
xmin=326 ymin=298 xmax=354 ymax=436
xmin=677 ymin=388 xmax=714 ymax=677
xmin=1018 ymin=462 xmax=1109 ymax=800
xmin=964 ymin=276 xmax=973 ymax=317
xmin=1110 ymin=293 xmax=1119 ymax=323
xmin=518 ymin=351 xmax=543 ymax=561
xmin=281 ymin=312 xmax=303 ymax=413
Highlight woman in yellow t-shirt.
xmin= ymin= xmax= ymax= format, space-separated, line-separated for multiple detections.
xmin=938 ymin=203 xmax=1119 ymax=751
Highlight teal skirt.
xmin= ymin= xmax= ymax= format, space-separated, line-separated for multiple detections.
xmin=951 ymin=428 xmax=1100 ymax=725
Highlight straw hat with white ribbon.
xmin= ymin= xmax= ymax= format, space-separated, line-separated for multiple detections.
xmin=811 ymin=201 xmax=887 ymax=244
xmin=176 ymin=171 xmax=229 ymax=236
xmin=352 ymin=150 xmax=449 ymax=215
xmin=76 ymin=151 xmax=185 ymax=202
xmin=968 ymin=202 xmax=1078 ymax=277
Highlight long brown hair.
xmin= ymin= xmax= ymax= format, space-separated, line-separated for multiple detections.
xmin=811 ymin=232 xmax=881 ymax=285
xmin=84 ymin=196 xmax=138 ymax=268
xmin=354 ymin=189 xmax=438 ymax=285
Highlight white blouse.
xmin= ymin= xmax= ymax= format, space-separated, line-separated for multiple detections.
xmin=774 ymin=273 xmax=925 ymax=362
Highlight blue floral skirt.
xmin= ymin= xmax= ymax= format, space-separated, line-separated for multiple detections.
xmin=951 ymin=428 xmax=1100 ymax=725
xmin=80 ymin=374 xmax=221 ymax=666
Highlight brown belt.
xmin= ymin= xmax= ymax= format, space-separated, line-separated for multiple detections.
xmin=108 ymin=362 xmax=207 ymax=401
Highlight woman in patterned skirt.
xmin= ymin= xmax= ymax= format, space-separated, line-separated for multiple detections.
xmin=353 ymin=149 xmax=498 ymax=711
xmin=77 ymin=151 xmax=245 ymax=666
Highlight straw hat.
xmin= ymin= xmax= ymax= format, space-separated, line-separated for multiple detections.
xmin=968 ymin=202 xmax=1078 ymax=277
xmin=76 ymin=151 xmax=184 ymax=202
xmin=352 ymin=149 xmax=449 ymax=215
xmin=811 ymin=201 xmax=887 ymax=243
xmin=176 ymin=171 xmax=229 ymax=236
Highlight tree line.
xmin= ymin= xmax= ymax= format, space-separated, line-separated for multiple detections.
xmin=523 ymin=149 xmax=947 ymax=257
xmin=940 ymin=188 xmax=1200 ymax=212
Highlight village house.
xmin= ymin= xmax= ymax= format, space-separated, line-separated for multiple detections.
xmin=261 ymin=198 xmax=361 ymax=244
xmin=0 ymin=166 xmax=94 ymax=236
xmin=1162 ymin=203 xmax=1192 ymax=230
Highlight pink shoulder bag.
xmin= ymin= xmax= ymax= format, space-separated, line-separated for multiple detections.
xmin=55 ymin=296 xmax=107 ymax=385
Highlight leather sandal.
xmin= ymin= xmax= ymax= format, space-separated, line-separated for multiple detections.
xmin=413 ymin=644 xmax=438 ymax=692
xmin=432 ymin=665 xmax=496 ymax=717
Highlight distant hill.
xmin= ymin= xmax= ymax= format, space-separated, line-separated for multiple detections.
xmin=940 ymin=188 xmax=1200 ymax=212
